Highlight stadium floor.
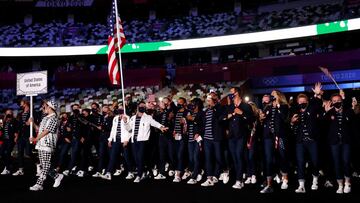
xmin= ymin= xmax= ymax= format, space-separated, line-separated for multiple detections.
xmin=1 ymin=162 xmax=360 ymax=203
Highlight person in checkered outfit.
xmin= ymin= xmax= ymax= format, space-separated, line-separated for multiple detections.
xmin=29 ymin=100 xmax=64 ymax=191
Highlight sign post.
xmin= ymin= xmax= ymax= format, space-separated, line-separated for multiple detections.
xmin=16 ymin=71 xmax=48 ymax=141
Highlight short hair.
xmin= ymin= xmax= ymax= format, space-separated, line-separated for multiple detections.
xmin=91 ymin=102 xmax=100 ymax=108
xmin=178 ymin=97 xmax=187 ymax=104
xmin=297 ymin=93 xmax=308 ymax=101
xmin=231 ymin=86 xmax=241 ymax=94
xmin=191 ymin=98 xmax=204 ymax=110
xmin=262 ymin=94 xmax=271 ymax=99
xmin=138 ymin=101 xmax=146 ymax=106
xmin=330 ymin=93 xmax=342 ymax=100
xmin=82 ymin=108 xmax=91 ymax=114
xmin=71 ymin=104 xmax=80 ymax=109
xmin=162 ymin=97 xmax=170 ymax=102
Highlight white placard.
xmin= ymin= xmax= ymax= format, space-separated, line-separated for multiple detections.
xmin=16 ymin=71 xmax=48 ymax=96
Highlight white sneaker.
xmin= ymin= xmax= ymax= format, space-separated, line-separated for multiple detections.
xmin=134 ymin=176 xmax=141 ymax=183
xmin=344 ymin=183 xmax=351 ymax=194
xmin=29 ymin=184 xmax=43 ymax=191
xmin=102 ymin=172 xmax=112 ymax=181
xmin=182 ymin=171 xmax=191 ymax=180
xmin=311 ymin=176 xmax=319 ymax=190
xmin=12 ymin=169 xmax=24 ymax=176
xmin=324 ymin=180 xmax=334 ymax=188
xmin=62 ymin=170 xmax=69 ymax=176
xmin=76 ymin=170 xmax=84 ymax=177
xmin=223 ymin=173 xmax=230 ymax=184
xmin=187 ymin=178 xmax=197 ymax=185
xmin=295 ymin=186 xmax=306 ymax=193
xmin=232 ymin=181 xmax=244 ymax=189
xmin=260 ymin=186 xmax=274 ymax=193
xmin=168 ymin=170 xmax=175 ymax=177
xmin=212 ymin=176 xmax=219 ymax=184
xmin=173 ymin=176 xmax=181 ymax=183
xmin=113 ymin=169 xmax=123 ymax=176
xmin=92 ymin=172 xmax=102 ymax=178
xmin=281 ymin=179 xmax=289 ymax=190
xmin=245 ymin=177 xmax=252 ymax=184
xmin=165 ymin=163 xmax=169 ymax=172
xmin=1 ymin=168 xmax=10 ymax=175
xmin=125 ymin=172 xmax=135 ymax=180
xmin=53 ymin=174 xmax=64 ymax=188
xmin=88 ymin=166 xmax=94 ymax=172
xmin=251 ymin=175 xmax=257 ymax=184
xmin=352 ymin=172 xmax=358 ymax=178
xmin=336 ymin=186 xmax=344 ymax=194
xmin=152 ymin=169 xmax=158 ymax=177
xmin=274 ymin=174 xmax=281 ymax=184
xmin=201 ymin=179 xmax=214 ymax=187
xmin=219 ymin=173 xmax=224 ymax=181
xmin=154 ymin=173 xmax=166 ymax=180
xmin=196 ymin=174 xmax=203 ymax=182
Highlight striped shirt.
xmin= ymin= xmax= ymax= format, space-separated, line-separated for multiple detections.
xmin=335 ymin=112 xmax=344 ymax=143
xmin=70 ymin=115 xmax=81 ymax=139
xmin=174 ymin=111 xmax=184 ymax=134
xmin=3 ymin=121 xmax=10 ymax=139
xmin=204 ymin=109 xmax=214 ymax=140
xmin=116 ymin=118 xmax=122 ymax=140
xmin=21 ymin=111 xmax=30 ymax=127
xmin=20 ymin=111 xmax=30 ymax=133
xmin=160 ymin=111 xmax=168 ymax=125
xmin=188 ymin=112 xmax=198 ymax=142
xmin=133 ymin=116 xmax=141 ymax=142
xmin=269 ymin=107 xmax=276 ymax=134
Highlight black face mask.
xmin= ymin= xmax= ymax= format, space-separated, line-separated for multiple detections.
xmin=228 ymin=94 xmax=235 ymax=100
xmin=177 ymin=104 xmax=184 ymax=109
xmin=270 ymin=96 xmax=276 ymax=102
xmin=262 ymin=102 xmax=270 ymax=106
xmin=298 ymin=103 xmax=308 ymax=109
xmin=91 ymin=108 xmax=98 ymax=114
xmin=138 ymin=107 xmax=146 ymax=113
xmin=102 ymin=112 xmax=107 ymax=116
xmin=73 ymin=109 xmax=80 ymax=115
xmin=5 ymin=114 xmax=12 ymax=120
xmin=187 ymin=104 xmax=195 ymax=111
xmin=332 ymin=102 xmax=343 ymax=109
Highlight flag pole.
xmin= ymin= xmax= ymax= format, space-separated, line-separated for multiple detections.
xmin=114 ymin=0 xmax=127 ymax=115
xmin=319 ymin=66 xmax=341 ymax=90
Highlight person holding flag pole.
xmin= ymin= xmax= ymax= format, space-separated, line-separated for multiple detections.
xmin=107 ymin=0 xmax=127 ymax=114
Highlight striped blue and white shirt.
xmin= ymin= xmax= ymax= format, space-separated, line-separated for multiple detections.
xmin=133 ymin=116 xmax=142 ymax=141
xmin=204 ymin=109 xmax=214 ymax=140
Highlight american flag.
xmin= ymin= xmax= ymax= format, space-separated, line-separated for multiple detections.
xmin=107 ymin=0 xmax=126 ymax=85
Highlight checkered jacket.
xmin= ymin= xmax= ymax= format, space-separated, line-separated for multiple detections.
xmin=35 ymin=113 xmax=58 ymax=152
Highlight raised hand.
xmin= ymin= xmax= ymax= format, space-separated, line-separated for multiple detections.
xmin=291 ymin=114 xmax=299 ymax=124
xmin=352 ymin=97 xmax=358 ymax=109
xmin=339 ymin=89 xmax=345 ymax=100
xmin=312 ymin=82 xmax=322 ymax=95
xmin=324 ymin=101 xmax=333 ymax=112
